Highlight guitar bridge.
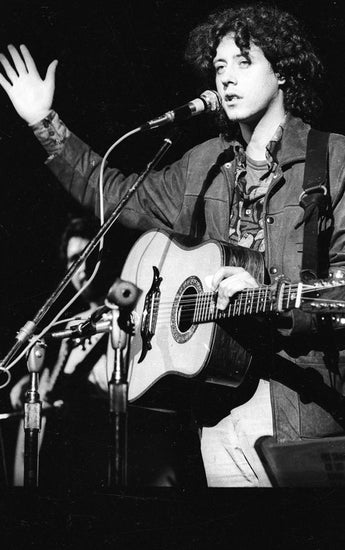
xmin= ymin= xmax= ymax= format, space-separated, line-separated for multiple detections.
xmin=138 ymin=266 xmax=162 ymax=363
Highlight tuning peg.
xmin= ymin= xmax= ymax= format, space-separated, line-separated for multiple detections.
xmin=328 ymin=270 xmax=345 ymax=281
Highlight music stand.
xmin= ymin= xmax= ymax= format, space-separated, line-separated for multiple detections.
xmin=255 ymin=435 xmax=345 ymax=487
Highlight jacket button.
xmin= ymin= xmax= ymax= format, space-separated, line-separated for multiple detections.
xmin=269 ymin=266 xmax=278 ymax=275
xmin=266 ymin=216 xmax=274 ymax=224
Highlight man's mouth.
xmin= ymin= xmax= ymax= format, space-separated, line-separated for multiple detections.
xmin=224 ymin=93 xmax=241 ymax=103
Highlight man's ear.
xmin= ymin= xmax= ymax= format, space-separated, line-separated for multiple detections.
xmin=277 ymin=73 xmax=286 ymax=85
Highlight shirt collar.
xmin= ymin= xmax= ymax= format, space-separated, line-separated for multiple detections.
xmin=229 ymin=114 xmax=287 ymax=173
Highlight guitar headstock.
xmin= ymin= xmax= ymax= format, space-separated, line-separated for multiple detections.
xmin=300 ymin=275 xmax=345 ymax=314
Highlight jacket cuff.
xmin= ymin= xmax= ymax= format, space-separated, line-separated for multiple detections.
xmin=275 ymin=309 xmax=317 ymax=336
xmin=31 ymin=110 xmax=71 ymax=160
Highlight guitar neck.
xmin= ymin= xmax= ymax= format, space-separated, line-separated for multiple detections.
xmin=194 ymin=281 xmax=302 ymax=322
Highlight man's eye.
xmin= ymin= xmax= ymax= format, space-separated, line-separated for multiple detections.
xmin=239 ymin=59 xmax=250 ymax=67
xmin=215 ymin=64 xmax=225 ymax=74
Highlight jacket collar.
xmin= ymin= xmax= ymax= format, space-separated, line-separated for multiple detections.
xmin=220 ymin=114 xmax=311 ymax=168
xmin=275 ymin=113 xmax=311 ymax=167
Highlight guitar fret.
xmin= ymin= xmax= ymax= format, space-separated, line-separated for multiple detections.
xmin=194 ymin=293 xmax=200 ymax=323
xmin=242 ymin=290 xmax=248 ymax=313
xmin=256 ymin=287 xmax=260 ymax=313
xmin=206 ymin=293 xmax=210 ymax=320
xmin=283 ymin=285 xmax=288 ymax=310
xmin=203 ymin=294 xmax=208 ymax=321
xmin=206 ymin=294 xmax=211 ymax=321
xmin=201 ymin=292 xmax=207 ymax=321
xmin=199 ymin=293 xmax=204 ymax=322
xmin=206 ymin=294 xmax=213 ymax=321
xmin=239 ymin=292 xmax=243 ymax=315
xmin=200 ymin=292 xmax=206 ymax=321
xmin=263 ymin=287 xmax=268 ymax=312
xmin=248 ymin=289 xmax=254 ymax=314
xmin=287 ymin=284 xmax=292 ymax=309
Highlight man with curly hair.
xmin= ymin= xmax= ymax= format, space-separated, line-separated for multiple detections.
xmin=1 ymin=3 xmax=345 ymax=487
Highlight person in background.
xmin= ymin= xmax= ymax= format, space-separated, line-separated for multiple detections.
xmin=10 ymin=217 xmax=206 ymax=489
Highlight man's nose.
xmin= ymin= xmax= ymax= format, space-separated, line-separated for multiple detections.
xmin=220 ymin=66 xmax=237 ymax=88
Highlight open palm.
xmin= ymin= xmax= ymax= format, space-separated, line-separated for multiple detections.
xmin=0 ymin=44 xmax=58 ymax=125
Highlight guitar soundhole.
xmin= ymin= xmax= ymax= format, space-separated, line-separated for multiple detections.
xmin=178 ymin=286 xmax=197 ymax=332
xmin=171 ymin=276 xmax=202 ymax=344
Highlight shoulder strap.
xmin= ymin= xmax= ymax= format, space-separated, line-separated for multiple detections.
xmin=299 ymin=128 xmax=330 ymax=282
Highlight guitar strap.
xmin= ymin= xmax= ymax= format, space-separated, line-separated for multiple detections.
xmin=298 ymin=128 xmax=330 ymax=282
xmin=298 ymin=129 xmax=341 ymax=377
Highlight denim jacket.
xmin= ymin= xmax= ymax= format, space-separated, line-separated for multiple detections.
xmin=42 ymin=113 xmax=345 ymax=441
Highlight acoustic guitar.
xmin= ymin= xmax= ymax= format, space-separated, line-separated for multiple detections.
xmin=120 ymin=229 xmax=345 ymax=407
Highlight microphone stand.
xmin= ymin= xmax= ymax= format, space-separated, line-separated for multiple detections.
xmin=23 ymin=340 xmax=46 ymax=488
xmin=107 ymin=309 xmax=129 ymax=488
xmin=0 ymin=131 xmax=175 ymax=372
xmin=47 ymin=277 xmax=139 ymax=488
xmin=106 ymin=279 xmax=140 ymax=489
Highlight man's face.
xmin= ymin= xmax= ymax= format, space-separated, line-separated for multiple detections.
xmin=66 ymin=236 xmax=90 ymax=293
xmin=213 ymin=34 xmax=283 ymax=127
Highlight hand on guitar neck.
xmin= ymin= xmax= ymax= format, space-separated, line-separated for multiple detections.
xmin=206 ymin=265 xmax=259 ymax=310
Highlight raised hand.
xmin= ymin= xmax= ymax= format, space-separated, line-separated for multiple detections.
xmin=0 ymin=44 xmax=58 ymax=125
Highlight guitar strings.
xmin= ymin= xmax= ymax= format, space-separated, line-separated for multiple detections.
xmin=144 ymin=290 xmax=345 ymax=324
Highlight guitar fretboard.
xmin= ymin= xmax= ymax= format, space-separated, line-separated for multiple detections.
xmin=193 ymin=282 xmax=301 ymax=323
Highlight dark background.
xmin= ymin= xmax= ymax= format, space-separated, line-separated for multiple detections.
xmin=1 ymin=0 xmax=345 ymax=546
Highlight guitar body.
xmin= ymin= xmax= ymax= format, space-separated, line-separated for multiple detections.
xmin=121 ymin=229 xmax=265 ymax=407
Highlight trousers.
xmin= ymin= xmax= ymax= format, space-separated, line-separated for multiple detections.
xmin=201 ymin=379 xmax=274 ymax=487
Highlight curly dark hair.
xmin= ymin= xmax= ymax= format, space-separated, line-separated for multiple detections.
xmin=185 ymin=3 xmax=323 ymax=136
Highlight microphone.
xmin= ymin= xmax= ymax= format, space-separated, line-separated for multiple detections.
xmin=105 ymin=278 xmax=141 ymax=309
xmin=140 ymin=90 xmax=221 ymax=131
xmin=46 ymin=279 xmax=141 ymax=341
xmin=46 ymin=318 xmax=112 ymax=341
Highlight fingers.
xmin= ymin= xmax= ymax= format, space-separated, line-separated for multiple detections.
xmin=45 ymin=59 xmax=58 ymax=83
xmin=0 ymin=72 xmax=12 ymax=92
xmin=0 ymin=52 xmax=18 ymax=84
xmin=0 ymin=44 xmax=30 ymax=89
xmin=210 ymin=266 xmax=258 ymax=310
xmin=19 ymin=44 xmax=38 ymax=74
xmin=8 ymin=44 xmax=28 ymax=75
xmin=210 ymin=266 xmax=253 ymax=291
xmin=19 ymin=44 xmax=58 ymax=83
xmin=0 ymin=44 xmax=46 ymax=85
